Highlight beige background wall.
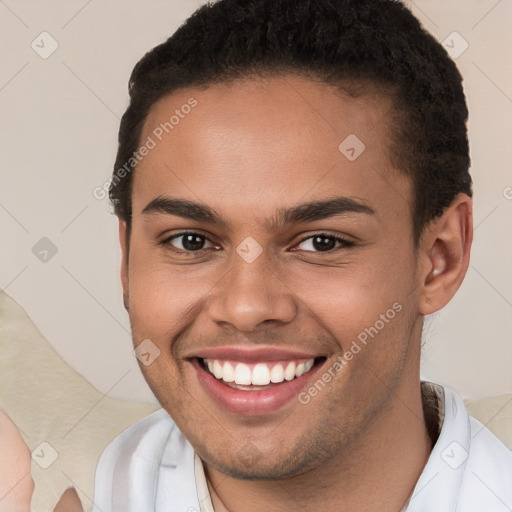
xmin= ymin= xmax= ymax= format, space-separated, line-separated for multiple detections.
xmin=1 ymin=0 xmax=510 ymax=402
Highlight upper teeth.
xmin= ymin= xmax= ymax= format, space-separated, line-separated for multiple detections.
xmin=204 ymin=359 xmax=315 ymax=386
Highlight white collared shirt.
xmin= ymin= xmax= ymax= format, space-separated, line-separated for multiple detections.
xmin=92 ymin=383 xmax=512 ymax=512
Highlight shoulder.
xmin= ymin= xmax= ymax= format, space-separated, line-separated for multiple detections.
xmin=93 ymin=408 xmax=198 ymax=512
xmin=468 ymin=414 xmax=512 ymax=467
xmin=442 ymin=387 xmax=512 ymax=509
xmin=410 ymin=384 xmax=512 ymax=511
xmin=96 ymin=408 xmax=176 ymax=471
xmin=458 ymin=415 xmax=512 ymax=508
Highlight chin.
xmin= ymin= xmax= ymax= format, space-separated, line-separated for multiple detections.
xmin=199 ymin=438 xmax=326 ymax=481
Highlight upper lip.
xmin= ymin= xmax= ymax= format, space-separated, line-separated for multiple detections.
xmin=187 ymin=346 xmax=324 ymax=363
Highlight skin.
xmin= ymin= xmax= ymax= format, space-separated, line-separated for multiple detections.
xmin=0 ymin=409 xmax=33 ymax=512
xmin=119 ymin=75 xmax=472 ymax=511
xmin=53 ymin=488 xmax=83 ymax=512
xmin=0 ymin=409 xmax=82 ymax=512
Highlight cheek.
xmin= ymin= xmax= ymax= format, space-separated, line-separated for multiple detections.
xmin=126 ymin=228 xmax=418 ymax=349
xmin=126 ymin=250 xmax=211 ymax=340
xmin=281 ymin=247 xmax=416 ymax=346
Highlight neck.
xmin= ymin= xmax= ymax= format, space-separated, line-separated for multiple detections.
xmin=205 ymin=371 xmax=432 ymax=512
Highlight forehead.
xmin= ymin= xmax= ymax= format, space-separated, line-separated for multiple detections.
xmin=133 ymin=75 xmax=410 ymax=225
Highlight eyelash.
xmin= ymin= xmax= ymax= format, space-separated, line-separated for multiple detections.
xmin=159 ymin=231 xmax=355 ymax=255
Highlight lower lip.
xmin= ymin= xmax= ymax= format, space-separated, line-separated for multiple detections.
xmin=193 ymin=359 xmax=323 ymax=416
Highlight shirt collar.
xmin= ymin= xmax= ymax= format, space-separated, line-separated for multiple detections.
xmin=405 ymin=382 xmax=471 ymax=510
xmin=194 ymin=382 xmax=467 ymax=512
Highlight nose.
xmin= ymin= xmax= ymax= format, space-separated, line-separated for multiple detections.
xmin=207 ymin=252 xmax=298 ymax=333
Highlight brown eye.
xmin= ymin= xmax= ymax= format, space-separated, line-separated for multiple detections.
xmin=181 ymin=233 xmax=207 ymax=251
xmin=295 ymin=233 xmax=355 ymax=252
xmin=311 ymin=235 xmax=336 ymax=251
xmin=164 ymin=232 xmax=218 ymax=253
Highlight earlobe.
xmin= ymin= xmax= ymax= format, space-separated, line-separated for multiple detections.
xmin=418 ymin=193 xmax=473 ymax=315
xmin=118 ymin=219 xmax=130 ymax=312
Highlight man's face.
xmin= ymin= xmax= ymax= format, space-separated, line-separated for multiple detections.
xmin=121 ymin=76 xmax=426 ymax=479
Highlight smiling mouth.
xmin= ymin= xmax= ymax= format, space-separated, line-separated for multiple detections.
xmin=198 ymin=357 xmax=325 ymax=390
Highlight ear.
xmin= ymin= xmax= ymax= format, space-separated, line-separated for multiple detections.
xmin=119 ymin=219 xmax=130 ymax=312
xmin=417 ymin=193 xmax=473 ymax=315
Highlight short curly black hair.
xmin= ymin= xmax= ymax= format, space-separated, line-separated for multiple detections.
xmin=110 ymin=0 xmax=472 ymax=244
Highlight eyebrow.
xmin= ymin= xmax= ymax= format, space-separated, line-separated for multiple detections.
xmin=141 ymin=195 xmax=375 ymax=230
xmin=142 ymin=196 xmax=230 ymax=229
xmin=275 ymin=196 xmax=375 ymax=226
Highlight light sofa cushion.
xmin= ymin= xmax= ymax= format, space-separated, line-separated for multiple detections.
xmin=0 ymin=292 xmax=158 ymax=512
